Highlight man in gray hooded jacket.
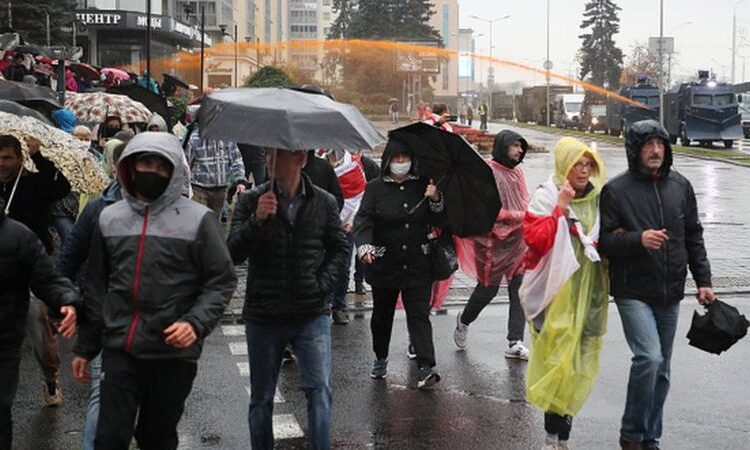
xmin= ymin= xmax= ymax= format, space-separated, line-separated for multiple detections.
xmin=72 ymin=132 xmax=237 ymax=450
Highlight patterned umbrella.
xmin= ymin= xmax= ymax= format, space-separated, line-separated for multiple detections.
xmin=65 ymin=91 xmax=152 ymax=125
xmin=0 ymin=111 xmax=109 ymax=195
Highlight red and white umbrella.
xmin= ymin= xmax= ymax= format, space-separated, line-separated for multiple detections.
xmin=65 ymin=91 xmax=152 ymax=124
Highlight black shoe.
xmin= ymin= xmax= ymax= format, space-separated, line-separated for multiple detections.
xmin=417 ymin=366 xmax=441 ymax=389
xmin=354 ymin=281 xmax=367 ymax=295
xmin=332 ymin=309 xmax=350 ymax=325
xmin=406 ymin=343 xmax=417 ymax=360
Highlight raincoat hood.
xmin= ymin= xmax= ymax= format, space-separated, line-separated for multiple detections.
xmin=492 ymin=129 xmax=528 ymax=168
xmin=552 ymin=137 xmax=606 ymax=195
xmin=103 ymin=139 xmax=124 ymax=172
xmin=51 ymin=109 xmax=77 ymax=133
xmin=380 ymin=138 xmax=418 ymax=176
xmin=147 ymin=113 xmax=168 ymax=132
xmin=117 ymin=132 xmax=184 ymax=214
xmin=625 ymin=119 xmax=673 ymax=176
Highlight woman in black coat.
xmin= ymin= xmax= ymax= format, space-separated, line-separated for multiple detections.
xmin=353 ymin=139 xmax=444 ymax=389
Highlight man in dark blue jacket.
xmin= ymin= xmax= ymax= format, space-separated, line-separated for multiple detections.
xmin=599 ymin=120 xmax=715 ymax=450
xmin=0 ymin=197 xmax=78 ymax=449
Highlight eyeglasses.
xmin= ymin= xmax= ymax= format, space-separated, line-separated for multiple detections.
xmin=573 ymin=161 xmax=595 ymax=170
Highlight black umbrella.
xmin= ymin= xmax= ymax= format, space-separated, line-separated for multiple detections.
xmin=197 ymin=87 xmax=385 ymax=150
xmin=387 ymin=122 xmax=501 ymax=237
xmin=0 ymin=80 xmax=61 ymax=117
xmin=687 ymin=299 xmax=749 ymax=355
xmin=163 ymin=73 xmax=189 ymax=90
xmin=12 ymin=44 xmax=43 ymax=55
xmin=106 ymin=84 xmax=171 ymax=126
xmin=0 ymin=99 xmax=52 ymax=125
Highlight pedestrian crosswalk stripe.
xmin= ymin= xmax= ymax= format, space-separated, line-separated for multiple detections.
xmin=238 ymin=365 xmax=286 ymax=403
xmin=273 ymin=414 xmax=305 ymax=439
xmin=221 ymin=325 xmax=245 ymax=336
xmin=229 ymin=341 xmax=248 ymax=355
xmin=237 ymin=362 xmax=249 ymax=377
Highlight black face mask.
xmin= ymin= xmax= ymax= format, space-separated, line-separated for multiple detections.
xmin=132 ymin=171 xmax=169 ymax=202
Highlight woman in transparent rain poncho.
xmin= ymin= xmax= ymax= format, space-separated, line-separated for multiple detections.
xmin=519 ymin=137 xmax=609 ymax=449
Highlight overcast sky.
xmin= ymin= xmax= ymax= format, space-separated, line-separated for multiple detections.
xmin=457 ymin=0 xmax=750 ymax=86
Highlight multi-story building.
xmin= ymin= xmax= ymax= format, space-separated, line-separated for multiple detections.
xmin=457 ymin=27 xmax=478 ymax=103
xmin=429 ymin=0 xmax=459 ymax=105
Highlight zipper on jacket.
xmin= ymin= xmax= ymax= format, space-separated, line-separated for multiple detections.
xmin=125 ymin=206 xmax=149 ymax=352
xmin=652 ymin=181 xmax=669 ymax=304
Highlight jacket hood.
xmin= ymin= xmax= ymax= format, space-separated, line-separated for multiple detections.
xmin=103 ymin=139 xmax=124 ymax=170
xmin=380 ymin=138 xmax=418 ymax=176
xmin=625 ymin=119 xmax=673 ymax=176
xmin=147 ymin=113 xmax=168 ymax=132
xmin=491 ymin=129 xmax=528 ymax=168
xmin=117 ymin=132 xmax=185 ymax=214
xmin=552 ymin=137 xmax=607 ymax=195
xmin=51 ymin=109 xmax=77 ymax=133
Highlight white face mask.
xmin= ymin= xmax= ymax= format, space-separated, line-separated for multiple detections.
xmin=389 ymin=161 xmax=411 ymax=176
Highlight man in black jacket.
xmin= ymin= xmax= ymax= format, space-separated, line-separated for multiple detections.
xmin=599 ymin=120 xmax=715 ymax=450
xmin=228 ymin=148 xmax=347 ymax=450
xmin=303 ymin=149 xmax=344 ymax=210
xmin=0 ymin=197 xmax=78 ymax=449
xmin=0 ymin=134 xmax=71 ymax=407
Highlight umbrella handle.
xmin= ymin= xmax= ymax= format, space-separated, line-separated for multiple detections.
xmin=4 ymin=166 xmax=22 ymax=215
xmin=406 ymin=174 xmax=448 ymax=215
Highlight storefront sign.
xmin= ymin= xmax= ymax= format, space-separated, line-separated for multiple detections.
xmin=75 ymin=9 xmax=210 ymax=45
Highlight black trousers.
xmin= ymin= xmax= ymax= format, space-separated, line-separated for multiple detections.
xmin=460 ymin=275 xmax=526 ymax=342
xmin=95 ymin=350 xmax=197 ymax=450
xmin=0 ymin=350 xmax=21 ymax=450
xmin=545 ymin=412 xmax=573 ymax=440
xmin=371 ymin=284 xmax=435 ymax=368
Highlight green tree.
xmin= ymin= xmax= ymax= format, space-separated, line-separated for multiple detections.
xmin=0 ymin=0 xmax=77 ymax=46
xmin=347 ymin=0 xmax=440 ymax=41
xmin=577 ymin=0 xmax=624 ymax=90
xmin=244 ymin=66 xmax=294 ymax=88
xmin=328 ymin=0 xmax=356 ymax=39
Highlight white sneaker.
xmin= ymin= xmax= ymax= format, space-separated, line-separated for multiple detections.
xmin=505 ymin=341 xmax=530 ymax=360
xmin=453 ymin=312 xmax=469 ymax=349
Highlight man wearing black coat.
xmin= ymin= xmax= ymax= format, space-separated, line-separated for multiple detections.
xmin=0 ymin=197 xmax=78 ymax=449
xmin=302 ymin=149 xmax=344 ymax=211
xmin=0 ymin=134 xmax=71 ymax=407
xmin=599 ymin=120 xmax=715 ymax=450
xmin=228 ymin=149 xmax=348 ymax=450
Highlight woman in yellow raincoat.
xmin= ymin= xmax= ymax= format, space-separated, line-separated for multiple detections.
xmin=519 ymin=137 xmax=609 ymax=449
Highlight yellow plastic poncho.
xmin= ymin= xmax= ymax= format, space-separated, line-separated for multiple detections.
xmin=524 ymin=137 xmax=609 ymax=417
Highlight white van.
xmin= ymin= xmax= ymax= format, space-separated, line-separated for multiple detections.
xmin=553 ymin=93 xmax=585 ymax=129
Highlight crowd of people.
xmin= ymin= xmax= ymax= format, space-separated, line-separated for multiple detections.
xmin=0 ymin=88 xmax=717 ymax=450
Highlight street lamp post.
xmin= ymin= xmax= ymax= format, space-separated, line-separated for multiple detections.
xmin=145 ymin=0 xmax=152 ymax=89
xmin=659 ymin=0 xmax=664 ymax=126
xmin=471 ymin=14 xmax=511 ymax=122
xmin=732 ymin=0 xmax=749 ymax=84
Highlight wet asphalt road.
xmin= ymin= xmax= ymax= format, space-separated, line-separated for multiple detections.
xmin=11 ymin=122 xmax=750 ymax=449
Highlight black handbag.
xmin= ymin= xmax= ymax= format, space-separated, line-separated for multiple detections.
xmin=429 ymin=230 xmax=458 ymax=281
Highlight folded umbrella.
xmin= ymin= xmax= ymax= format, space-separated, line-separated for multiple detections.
xmin=387 ymin=122 xmax=501 ymax=237
xmin=0 ymin=111 xmax=109 ymax=196
xmin=197 ymin=87 xmax=385 ymax=150
xmin=65 ymin=91 xmax=152 ymax=125
xmin=687 ymin=299 xmax=749 ymax=355
xmin=0 ymin=100 xmax=52 ymax=125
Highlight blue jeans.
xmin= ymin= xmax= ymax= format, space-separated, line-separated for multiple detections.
xmin=331 ymin=233 xmax=354 ymax=311
xmin=615 ymin=298 xmax=680 ymax=447
xmin=83 ymin=353 xmax=102 ymax=450
xmin=246 ymin=315 xmax=332 ymax=450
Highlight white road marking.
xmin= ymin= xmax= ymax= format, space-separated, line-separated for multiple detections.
xmin=228 ymin=341 xmax=248 ymax=355
xmin=237 ymin=362 xmax=249 ymax=377
xmin=272 ymin=414 xmax=305 ymax=439
xmin=221 ymin=325 xmax=245 ymax=336
xmin=243 ymin=385 xmax=286 ymax=403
